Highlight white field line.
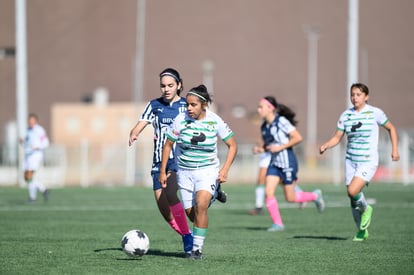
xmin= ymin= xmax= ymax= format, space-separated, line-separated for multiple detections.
xmin=1 ymin=199 xmax=414 ymax=212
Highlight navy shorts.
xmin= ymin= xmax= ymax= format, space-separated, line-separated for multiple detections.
xmin=266 ymin=164 xmax=298 ymax=185
xmin=150 ymin=158 xmax=178 ymax=191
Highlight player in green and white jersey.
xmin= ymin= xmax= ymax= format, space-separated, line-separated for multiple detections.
xmin=320 ymin=83 xmax=400 ymax=241
xmin=159 ymin=84 xmax=237 ymax=259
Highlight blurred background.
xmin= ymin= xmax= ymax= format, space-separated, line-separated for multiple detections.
xmin=0 ymin=0 xmax=413 ymax=187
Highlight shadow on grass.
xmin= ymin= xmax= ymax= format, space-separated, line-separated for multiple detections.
xmin=292 ymin=236 xmax=348 ymax=241
xmin=94 ymin=247 xmax=185 ymax=259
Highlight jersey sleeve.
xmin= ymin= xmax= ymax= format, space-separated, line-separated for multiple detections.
xmin=336 ymin=111 xmax=347 ymax=131
xmin=165 ymin=113 xmax=182 ymax=142
xmin=139 ymin=101 xmax=155 ymax=122
xmin=375 ymin=107 xmax=389 ymax=126
xmin=216 ymin=115 xmax=234 ymax=141
xmin=38 ymin=127 xmax=50 ymax=149
xmin=279 ymin=116 xmax=295 ymax=134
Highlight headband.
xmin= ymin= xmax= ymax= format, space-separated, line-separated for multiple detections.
xmin=187 ymin=91 xmax=207 ymax=102
xmin=261 ymin=98 xmax=276 ymax=110
xmin=160 ymin=72 xmax=180 ymax=83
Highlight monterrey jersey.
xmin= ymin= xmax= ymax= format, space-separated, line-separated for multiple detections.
xmin=140 ymin=97 xmax=187 ymax=163
xmin=262 ymin=115 xmax=297 ymax=169
xmin=337 ymin=104 xmax=388 ymax=164
xmin=166 ymin=110 xmax=234 ymax=170
xmin=25 ymin=125 xmax=49 ymax=156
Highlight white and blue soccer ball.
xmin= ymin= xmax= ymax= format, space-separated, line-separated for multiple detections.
xmin=121 ymin=229 xmax=150 ymax=257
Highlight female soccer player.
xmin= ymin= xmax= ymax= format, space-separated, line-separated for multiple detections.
xmin=320 ymin=83 xmax=400 ymax=241
xmin=260 ymin=96 xmax=325 ymax=232
xmin=128 ymin=68 xmax=193 ymax=255
xmin=248 ymin=150 xmax=306 ymax=216
xmin=22 ymin=113 xmax=50 ymax=202
xmin=159 ymin=84 xmax=237 ymax=259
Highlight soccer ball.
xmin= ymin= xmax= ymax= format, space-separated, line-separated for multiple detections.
xmin=121 ymin=229 xmax=150 ymax=257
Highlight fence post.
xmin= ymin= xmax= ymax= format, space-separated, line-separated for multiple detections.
xmin=80 ymin=139 xmax=89 ymax=188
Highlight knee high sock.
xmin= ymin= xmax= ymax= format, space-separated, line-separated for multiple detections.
xmin=255 ymin=185 xmax=265 ymax=208
xmin=193 ymin=227 xmax=207 ymax=252
xmin=294 ymin=191 xmax=317 ymax=203
xmin=266 ymin=197 xmax=283 ymax=226
xmin=351 ymin=202 xmax=361 ymax=229
xmin=27 ymin=179 xmax=37 ymax=200
xmin=350 ymin=192 xmax=367 ymax=228
xmin=354 ymin=192 xmax=368 ymax=211
xmin=170 ymin=202 xmax=191 ymax=235
xmin=33 ymin=179 xmax=46 ymax=193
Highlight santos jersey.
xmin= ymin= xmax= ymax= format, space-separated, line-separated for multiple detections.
xmin=25 ymin=124 xmax=49 ymax=156
xmin=337 ymin=104 xmax=388 ymax=164
xmin=140 ymin=97 xmax=187 ymax=163
xmin=166 ymin=110 xmax=234 ymax=170
xmin=261 ymin=115 xmax=297 ymax=169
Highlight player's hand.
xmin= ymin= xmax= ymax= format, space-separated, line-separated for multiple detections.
xmin=266 ymin=144 xmax=283 ymax=153
xmin=319 ymin=144 xmax=328 ymax=154
xmin=128 ymin=134 xmax=137 ymax=146
xmin=252 ymin=146 xmax=263 ymax=154
xmin=392 ymin=152 xmax=400 ymax=161
xmin=217 ymin=170 xmax=228 ymax=183
xmin=158 ymin=172 xmax=168 ymax=189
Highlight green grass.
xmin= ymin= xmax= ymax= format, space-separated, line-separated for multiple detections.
xmin=0 ymin=183 xmax=413 ymax=275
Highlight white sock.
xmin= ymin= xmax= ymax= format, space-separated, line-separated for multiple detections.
xmin=28 ymin=181 xmax=37 ymax=200
xmin=193 ymin=235 xmax=205 ymax=252
xmin=33 ymin=179 xmax=46 ymax=193
xmin=255 ymin=185 xmax=265 ymax=208
xmin=351 ymin=206 xmax=361 ymax=229
xmin=355 ymin=192 xmax=368 ymax=212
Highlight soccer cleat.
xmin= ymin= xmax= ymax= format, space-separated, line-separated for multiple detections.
xmin=28 ymin=198 xmax=36 ymax=204
xmin=360 ymin=205 xmax=373 ymax=230
xmin=43 ymin=189 xmax=49 ymax=202
xmin=182 ymin=233 xmax=193 ymax=255
xmin=313 ymin=189 xmax=325 ymax=213
xmin=217 ymin=184 xmax=227 ymax=203
xmin=189 ymin=249 xmax=203 ymax=260
xmin=267 ymin=224 xmax=285 ymax=232
xmin=248 ymin=207 xmax=263 ymax=216
xmin=353 ymin=229 xmax=369 ymax=241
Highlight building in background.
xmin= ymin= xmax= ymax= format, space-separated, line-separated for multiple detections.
xmin=0 ymin=0 xmax=413 ymax=185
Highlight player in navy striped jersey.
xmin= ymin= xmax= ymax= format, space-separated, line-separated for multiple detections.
xmin=129 ymin=68 xmax=193 ymax=255
xmin=159 ymin=84 xmax=237 ymax=259
xmin=320 ymin=83 xmax=400 ymax=241
xmin=259 ymin=96 xmax=325 ymax=232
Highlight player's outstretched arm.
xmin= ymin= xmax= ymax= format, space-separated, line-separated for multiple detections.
xmin=218 ymin=136 xmax=237 ymax=183
xmin=383 ymin=121 xmax=400 ymax=161
xmin=129 ymin=121 xmax=150 ymax=146
xmin=319 ymin=130 xmax=344 ymax=154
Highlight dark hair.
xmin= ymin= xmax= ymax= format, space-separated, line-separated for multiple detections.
xmin=28 ymin=113 xmax=38 ymax=120
xmin=264 ymin=96 xmax=298 ymax=126
xmin=159 ymin=68 xmax=183 ymax=95
xmin=187 ymin=84 xmax=212 ymax=104
xmin=350 ymin=83 xmax=369 ymax=95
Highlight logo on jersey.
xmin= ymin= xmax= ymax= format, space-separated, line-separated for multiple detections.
xmin=191 ymin=132 xmax=206 ymax=145
xmin=351 ymin=122 xmax=362 ymax=132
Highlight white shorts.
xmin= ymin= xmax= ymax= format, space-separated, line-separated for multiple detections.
xmin=24 ymin=152 xmax=43 ymax=171
xmin=176 ymin=167 xmax=219 ymax=209
xmin=259 ymin=152 xmax=271 ymax=168
xmin=345 ymin=159 xmax=378 ymax=186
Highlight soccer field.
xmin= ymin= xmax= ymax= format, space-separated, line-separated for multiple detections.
xmin=0 ymin=183 xmax=413 ymax=275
